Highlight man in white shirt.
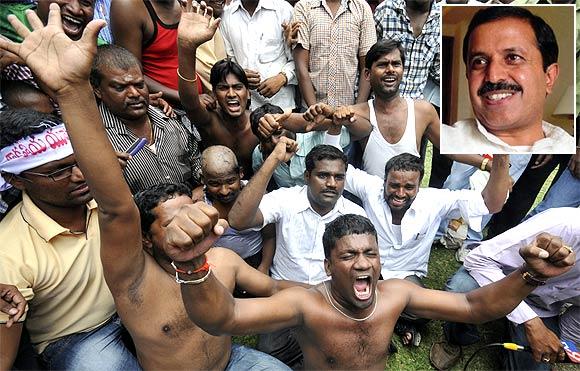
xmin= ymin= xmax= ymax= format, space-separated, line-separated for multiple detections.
xmin=431 ymin=208 xmax=579 ymax=371
xmin=228 ymin=138 xmax=366 ymax=366
xmin=220 ymin=0 xmax=296 ymax=111
xmin=440 ymin=6 xmax=575 ymax=154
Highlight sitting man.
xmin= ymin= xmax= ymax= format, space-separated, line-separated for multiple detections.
xmin=324 ymin=126 xmax=511 ymax=345
xmin=193 ymin=145 xmax=275 ymax=274
xmin=177 ymin=13 xmax=258 ymax=178
xmin=0 ymin=7 xmax=299 ymax=370
xmin=0 ymin=109 xmax=138 ymax=370
xmin=90 ymin=44 xmax=202 ymax=193
xmin=164 ymin=206 xmax=575 ymax=370
xmin=440 ymin=6 xmax=575 ymax=154
xmin=431 ymin=207 xmax=579 ymax=370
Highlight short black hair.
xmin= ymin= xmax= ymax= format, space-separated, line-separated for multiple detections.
xmin=250 ymin=103 xmax=284 ymax=139
xmin=365 ymin=39 xmax=406 ymax=70
xmin=384 ymin=153 xmax=424 ymax=181
xmin=323 ymin=214 xmax=377 ymax=259
xmin=210 ymin=58 xmax=249 ymax=89
xmin=0 ymin=108 xmax=63 ymax=149
xmin=462 ymin=6 xmax=558 ymax=71
xmin=305 ymin=145 xmax=347 ymax=173
xmin=90 ymin=44 xmax=143 ymax=88
xmin=133 ymin=183 xmax=192 ymax=233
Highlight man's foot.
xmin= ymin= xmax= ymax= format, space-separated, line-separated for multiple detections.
xmin=430 ymin=341 xmax=462 ymax=370
xmin=394 ymin=322 xmax=421 ymax=347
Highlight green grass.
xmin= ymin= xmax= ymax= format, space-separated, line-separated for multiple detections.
xmin=234 ymin=144 xmax=568 ymax=370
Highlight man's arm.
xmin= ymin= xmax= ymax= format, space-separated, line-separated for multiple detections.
xmin=3 ymin=5 xmax=146 ymax=290
xmin=220 ymin=248 xmax=310 ymax=296
xmin=228 ymin=137 xmax=298 ymax=230
xmin=402 ymin=234 xmax=575 ymax=325
xmin=294 ymin=45 xmax=316 ymax=107
xmin=110 ymin=0 xmax=181 ymax=106
xmin=355 ymin=55 xmax=371 ymax=103
xmin=0 ymin=323 xmax=22 ymax=371
xmin=177 ymin=4 xmax=218 ymax=127
xmin=164 ymin=202 xmax=306 ymax=336
xmin=480 ymin=154 xmax=511 ymax=213
xmin=257 ymin=223 xmax=275 ymax=275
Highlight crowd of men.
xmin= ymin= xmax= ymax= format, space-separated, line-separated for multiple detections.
xmin=0 ymin=0 xmax=578 ymax=370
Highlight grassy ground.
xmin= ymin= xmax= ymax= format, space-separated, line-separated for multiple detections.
xmin=234 ymin=144 xmax=567 ymax=370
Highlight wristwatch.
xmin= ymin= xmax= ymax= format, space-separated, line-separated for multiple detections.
xmin=520 ymin=266 xmax=546 ymax=286
xmin=279 ymin=70 xmax=288 ymax=86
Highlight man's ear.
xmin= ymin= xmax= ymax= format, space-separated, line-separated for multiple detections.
xmin=324 ymin=258 xmax=331 ymax=276
xmin=142 ymin=233 xmax=153 ymax=255
xmin=364 ymin=67 xmax=371 ymax=81
xmin=304 ymin=170 xmax=310 ymax=183
xmin=544 ymin=63 xmax=559 ymax=96
xmin=2 ymin=172 xmax=26 ymax=191
xmin=238 ymin=168 xmax=244 ymax=180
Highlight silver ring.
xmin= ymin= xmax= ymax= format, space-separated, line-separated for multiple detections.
xmin=541 ymin=355 xmax=550 ymax=363
xmin=562 ymin=245 xmax=573 ymax=254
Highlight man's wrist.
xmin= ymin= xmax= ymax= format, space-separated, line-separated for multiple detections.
xmin=279 ymin=71 xmax=288 ymax=86
xmin=520 ymin=264 xmax=547 ymax=286
xmin=173 ymin=255 xmax=208 ymax=275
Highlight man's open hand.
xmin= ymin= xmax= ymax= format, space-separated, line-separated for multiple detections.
xmin=178 ymin=0 xmax=221 ymax=49
xmin=519 ymin=233 xmax=576 ymax=279
xmin=164 ymin=202 xmax=228 ymax=262
xmin=0 ymin=4 xmax=105 ymax=97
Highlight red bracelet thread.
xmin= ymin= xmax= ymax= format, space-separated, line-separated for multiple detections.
xmin=173 ymin=256 xmax=209 ymax=275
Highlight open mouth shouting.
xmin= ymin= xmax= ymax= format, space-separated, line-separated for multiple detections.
xmin=225 ymin=99 xmax=242 ymax=113
xmin=353 ymin=275 xmax=372 ymax=301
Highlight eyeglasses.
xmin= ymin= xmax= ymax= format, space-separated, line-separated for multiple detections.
xmin=20 ymin=163 xmax=79 ymax=182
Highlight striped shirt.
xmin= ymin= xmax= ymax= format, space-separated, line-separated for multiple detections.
xmin=293 ymin=0 xmax=376 ymax=106
xmin=374 ymin=0 xmax=440 ymax=99
xmin=99 ymin=104 xmax=202 ymax=194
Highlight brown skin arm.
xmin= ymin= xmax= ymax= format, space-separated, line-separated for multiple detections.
xmin=228 ymin=138 xmax=298 ymax=230
xmin=402 ymin=235 xmax=575 ymax=323
xmin=163 ymin=204 xmax=307 ymax=336
xmin=257 ymin=223 xmax=276 ymax=275
xmin=355 ymin=55 xmax=371 ymax=103
xmin=177 ymin=1 xmax=218 ymax=128
xmin=110 ymin=0 xmax=181 ymax=106
xmin=223 ymin=248 xmax=310 ymax=296
xmin=3 ymin=6 xmax=146 ymax=291
xmin=0 ymin=323 xmax=22 ymax=371
xmin=294 ymin=45 xmax=317 ymax=107
xmin=480 ymin=154 xmax=511 ymax=213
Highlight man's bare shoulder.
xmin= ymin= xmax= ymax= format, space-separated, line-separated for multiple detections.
xmin=377 ymin=279 xmax=414 ymax=304
xmin=111 ymin=0 xmax=146 ymax=14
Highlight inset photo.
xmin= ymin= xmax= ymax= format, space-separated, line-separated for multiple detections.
xmin=440 ymin=5 xmax=576 ymax=154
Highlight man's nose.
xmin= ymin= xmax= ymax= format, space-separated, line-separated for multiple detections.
xmin=485 ymin=59 xmax=508 ymax=83
xmin=63 ymin=0 xmax=82 ymax=15
xmin=326 ymin=176 xmax=337 ymax=188
xmin=70 ymin=165 xmax=85 ymax=182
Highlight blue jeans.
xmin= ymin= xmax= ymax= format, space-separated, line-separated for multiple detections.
xmin=505 ymin=316 xmax=560 ymax=371
xmin=526 ymin=168 xmax=580 ymax=220
xmin=442 ymin=266 xmax=482 ymax=345
xmin=226 ymin=344 xmax=292 ymax=370
xmin=41 ymin=314 xmax=140 ymax=370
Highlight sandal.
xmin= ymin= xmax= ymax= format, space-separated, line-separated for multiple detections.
xmin=394 ymin=322 xmax=422 ymax=347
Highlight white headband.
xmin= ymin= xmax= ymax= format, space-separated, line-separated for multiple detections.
xmin=0 ymin=123 xmax=74 ymax=191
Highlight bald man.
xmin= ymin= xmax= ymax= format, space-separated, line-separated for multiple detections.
xmin=193 ymin=146 xmax=275 ymax=274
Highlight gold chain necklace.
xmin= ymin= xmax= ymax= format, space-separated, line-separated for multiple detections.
xmin=323 ymin=281 xmax=378 ymax=322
